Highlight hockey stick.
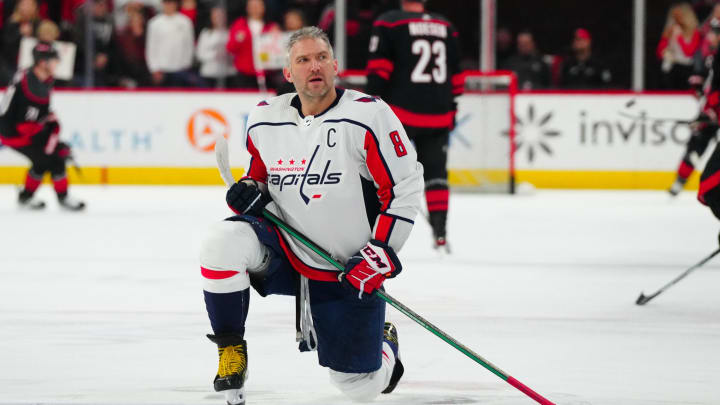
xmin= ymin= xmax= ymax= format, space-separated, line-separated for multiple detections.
xmin=636 ymin=247 xmax=720 ymax=305
xmin=213 ymin=136 xmax=556 ymax=405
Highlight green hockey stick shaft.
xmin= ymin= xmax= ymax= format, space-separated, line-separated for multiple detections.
xmin=262 ymin=209 xmax=555 ymax=405
xmin=214 ymin=135 xmax=554 ymax=404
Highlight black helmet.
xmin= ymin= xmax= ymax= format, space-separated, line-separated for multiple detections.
xmin=32 ymin=41 xmax=59 ymax=64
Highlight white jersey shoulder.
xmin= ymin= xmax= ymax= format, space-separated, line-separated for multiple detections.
xmin=246 ymin=92 xmax=298 ymax=128
xmin=247 ymin=88 xmax=392 ymax=129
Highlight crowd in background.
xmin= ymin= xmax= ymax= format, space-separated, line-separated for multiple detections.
xmin=1 ymin=0 xmax=720 ymax=92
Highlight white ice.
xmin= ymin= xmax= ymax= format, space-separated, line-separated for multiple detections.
xmin=0 ymin=185 xmax=718 ymax=405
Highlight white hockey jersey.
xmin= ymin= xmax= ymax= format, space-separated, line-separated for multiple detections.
xmin=243 ymin=88 xmax=424 ymax=281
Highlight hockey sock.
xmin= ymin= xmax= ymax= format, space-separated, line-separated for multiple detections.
xmin=426 ymin=188 xmax=449 ymax=238
xmin=23 ymin=171 xmax=42 ymax=194
xmin=53 ymin=175 xmax=68 ymax=195
xmin=425 ymin=188 xmax=449 ymax=213
xmin=204 ymin=289 xmax=250 ymax=336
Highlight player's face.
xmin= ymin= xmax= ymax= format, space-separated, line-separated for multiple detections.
xmin=284 ymin=38 xmax=338 ymax=99
xmin=38 ymin=58 xmax=59 ymax=78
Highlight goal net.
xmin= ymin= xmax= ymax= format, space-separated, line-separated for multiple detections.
xmin=450 ymin=70 xmax=516 ymax=193
xmin=336 ymin=70 xmax=517 ymax=194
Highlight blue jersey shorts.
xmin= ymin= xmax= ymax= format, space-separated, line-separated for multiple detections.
xmin=227 ymin=215 xmax=386 ymax=374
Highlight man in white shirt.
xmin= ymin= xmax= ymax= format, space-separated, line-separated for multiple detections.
xmin=145 ymin=0 xmax=197 ymax=86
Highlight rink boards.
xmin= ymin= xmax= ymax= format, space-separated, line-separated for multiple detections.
xmin=0 ymin=89 xmax=702 ymax=189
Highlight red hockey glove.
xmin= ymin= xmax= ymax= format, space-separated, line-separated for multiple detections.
xmin=341 ymin=240 xmax=402 ymax=299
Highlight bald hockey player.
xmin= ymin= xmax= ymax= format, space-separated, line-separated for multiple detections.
xmin=199 ymin=27 xmax=423 ymax=404
xmin=365 ymin=0 xmax=462 ymax=252
xmin=0 ymin=41 xmax=85 ymax=211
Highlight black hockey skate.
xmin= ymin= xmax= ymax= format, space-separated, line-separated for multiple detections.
xmin=429 ymin=211 xmax=451 ymax=253
xmin=207 ymin=333 xmax=248 ymax=405
xmin=18 ymin=189 xmax=45 ymax=210
xmin=381 ymin=322 xmax=404 ymax=394
xmin=58 ymin=193 xmax=86 ymax=211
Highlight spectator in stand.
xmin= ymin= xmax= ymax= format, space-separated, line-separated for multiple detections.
xmin=658 ymin=2 xmax=702 ymax=90
xmin=114 ymin=0 xmax=161 ymax=30
xmin=72 ymin=0 xmax=116 ymax=87
xmin=496 ymin=27 xmax=514 ymax=69
xmin=501 ymin=30 xmax=551 ymax=90
xmin=59 ymin=0 xmax=85 ymax=37
xmin=273 ymin=8 xmax=306 ymax=95
xmin=226 ymin=0 xmax=280 ymax=89
xmin=283 ymin=8 xmax=305 ymax=32
xmin=146 ymin=0 xmax=197 ymax=87
xmin=699 ymin=2 xmax=720 ymax=35
xmin=180 ymin=0 xmax=196 ymax=26
xmin=35 ymin=18 xmax=59 ymax=42
xmin=1 ymin=0 xmax=40 ymax=85
xmin=559 ymin=28 xmax=612 ymax=89
xmin=115 ymin=9 xmax=151 ymax=87
xmin=196 ymin=5 xmax=235 ymax=88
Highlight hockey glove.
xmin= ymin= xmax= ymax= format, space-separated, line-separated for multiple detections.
xmin=56 ymin=141 xmax=72 ymax=159
xmin=226 ymin=179 xmax=270 ymax=216
xmin=341 ymin=239 xmax=402 ymax=299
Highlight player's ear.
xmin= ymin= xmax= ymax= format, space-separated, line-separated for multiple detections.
xmin=332 ymin=58 xmax=338 ymax=75
xmin=283 ymin=66 xmax=293 ymax=83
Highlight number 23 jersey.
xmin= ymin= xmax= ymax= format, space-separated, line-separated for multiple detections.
xmin=243 ymin=88 xmax=424 ymax=281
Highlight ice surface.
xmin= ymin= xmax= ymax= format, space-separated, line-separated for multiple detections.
xmin=0 ymin=185 xmax=718 ymax=405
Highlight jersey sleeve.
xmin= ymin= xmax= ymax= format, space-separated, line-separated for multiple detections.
xmin=365 ymin=19 xmax=395 ymax=98
xmin=244 ymin=131 xmax=268 ymax=184
xmin=363 ymin=103 xmax=424 ymax=252
xmin=448 ymin=24 xmax=463 ymax=113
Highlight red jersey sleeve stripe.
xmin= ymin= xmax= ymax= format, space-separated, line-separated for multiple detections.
xmin=364 ymin=130 xmax=396 ymax=211
xmin=374 ymin=214 xmax=396 ymax=243
xmin=246 ymin=135 xmax=268 ymax=183
xmin=699 ymin=170 xmax=720 ymax=204
xmin=367 ymin=58 xmax=395 ymax=73
xmin=201 ymin=267 xmax=240 ymax=280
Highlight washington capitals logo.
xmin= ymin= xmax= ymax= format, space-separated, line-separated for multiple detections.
xmin=267 ymin=145 xmax=343 ymax=204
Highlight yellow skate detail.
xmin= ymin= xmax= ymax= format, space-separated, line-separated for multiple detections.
xmin=217 ymin=343 xmax=247 ymax=378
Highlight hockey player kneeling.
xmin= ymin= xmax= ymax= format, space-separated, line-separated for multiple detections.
xmin=199 ymin=27 xmax=423 ymax=404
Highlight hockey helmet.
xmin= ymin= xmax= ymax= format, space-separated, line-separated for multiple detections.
xmin=32 ymin=41 xmax=59 ymax=64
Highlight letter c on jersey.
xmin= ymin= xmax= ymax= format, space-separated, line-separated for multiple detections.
xmin=327 ymin=128 xmax=337 ymax=147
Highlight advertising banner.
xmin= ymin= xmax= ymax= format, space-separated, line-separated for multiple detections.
xmin=0 ymin=90 xmax=703 ymax=188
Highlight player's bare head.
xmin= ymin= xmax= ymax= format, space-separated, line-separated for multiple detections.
xmin=285 ymin=26 xmax=334 ymax=65
xmin=284 ymin=27 xmax=337 ymax=100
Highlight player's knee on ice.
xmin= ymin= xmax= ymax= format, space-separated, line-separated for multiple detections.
xmin=199 ymin=220 xmax=268 ymax=293
xmin=328 ymin=355 xmax=394 ymax=402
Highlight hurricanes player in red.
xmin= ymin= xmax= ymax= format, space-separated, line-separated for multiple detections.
xmin=365 ymin=0 xmax=462 ymax=252
xmin=0 ymin=42 xmax=85 ymax=211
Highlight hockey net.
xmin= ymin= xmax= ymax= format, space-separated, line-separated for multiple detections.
xmin=451 ymin=70 xmax=516 ymax=193
xmin=336 ymin=69 xmax=517 ymax=194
